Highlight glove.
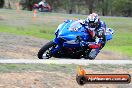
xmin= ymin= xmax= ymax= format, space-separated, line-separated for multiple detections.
xmin=97 ymin=28 xmax=105 ymax=38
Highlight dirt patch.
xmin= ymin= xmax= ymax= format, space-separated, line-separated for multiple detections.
xmin=0 ymin=33 xmax=49 ymax=59
xmin=0 ymin=72 xmax=80 ymax=88
xmin=0 ymin=71 xmax=131 ymax=88
xmin=0 ymin=16 xmax=4 ymax=20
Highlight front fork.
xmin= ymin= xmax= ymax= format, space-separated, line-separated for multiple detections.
xmin=50 ymin=38 xmax=62 ymax=55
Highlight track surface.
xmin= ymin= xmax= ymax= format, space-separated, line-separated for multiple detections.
xmin=0 ymin=59 xmax=132 ymax=65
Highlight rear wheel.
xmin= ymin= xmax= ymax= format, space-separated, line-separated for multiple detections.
xmin=38 ymin=41 xmax=55 ymax=59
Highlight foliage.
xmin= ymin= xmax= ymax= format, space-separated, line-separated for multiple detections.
xmin=1 ymin=0 xmax=132 ymax=16
xmin=0 ymin=0 xmax=4 ymax=8
xmin=112 ymin=0 xmax=132 ymax=16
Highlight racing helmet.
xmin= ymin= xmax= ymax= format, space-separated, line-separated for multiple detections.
xmin=85 ymin=13 xmax=100 ymax=28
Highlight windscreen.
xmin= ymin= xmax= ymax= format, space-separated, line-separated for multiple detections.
xmin=69 ymin=21 xmax=82 ymax=32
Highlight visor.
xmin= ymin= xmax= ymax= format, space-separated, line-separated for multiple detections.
xmin=89 ymin=22 xmax=97 ymax=28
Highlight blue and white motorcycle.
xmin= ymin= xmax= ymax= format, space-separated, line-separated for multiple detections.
xmin=38 ymin=20 xmax=114 ymax=59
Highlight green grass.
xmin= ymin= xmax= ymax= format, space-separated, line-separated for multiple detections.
xmin=102 ymin=17 xmax=132 ymax=57
xmin=0 ymin=64 xmax=85 ymax=73
xmin=0 ymin=64 xmax=131 ymax=73
xmin=0 ymin=64 xmax=77 ymax=74
xmin=0 ymin=24 xmax=55 ymax=40
xmin=0 ymin=9 xmax=132 ymax=57
xmin=104 ymin=46 xmax=132 ymax=57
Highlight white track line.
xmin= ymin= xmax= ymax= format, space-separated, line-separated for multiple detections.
xmin=0 ymin=59 xmax=132 ymax=65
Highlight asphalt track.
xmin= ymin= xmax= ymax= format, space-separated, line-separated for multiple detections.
xmin=0 ymin=59 xmax=132 ymax=65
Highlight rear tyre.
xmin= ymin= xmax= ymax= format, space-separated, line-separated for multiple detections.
xmin=38 ymin=41 xmax=55 ymax=59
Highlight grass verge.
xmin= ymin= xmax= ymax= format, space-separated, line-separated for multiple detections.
xmin=0 ymin=64 xmax=131 ymax=74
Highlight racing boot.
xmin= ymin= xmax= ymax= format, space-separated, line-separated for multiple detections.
xmin=88 ymin=48 xmax=100 ymax=60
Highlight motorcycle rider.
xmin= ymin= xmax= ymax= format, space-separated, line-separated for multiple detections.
xmin=79 ymin=13 xmax=107 ymax=59
xmin=38 ymin=0 xmax=46 ymax=9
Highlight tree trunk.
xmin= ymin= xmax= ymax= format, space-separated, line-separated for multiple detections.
xmin=0 ymin=0 xmax=4 ymax=8
xmin=89 ymin=6 xmax=93 ymax=14
xmin=85 ymin=0 xmax=95 ymax=14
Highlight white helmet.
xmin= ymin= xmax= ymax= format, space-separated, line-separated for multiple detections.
xmin=85 ymin=13 xmax=100 ymax=28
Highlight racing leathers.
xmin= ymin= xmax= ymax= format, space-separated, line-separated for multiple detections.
xmin=79 ymin=20 xmax=107 ymax=59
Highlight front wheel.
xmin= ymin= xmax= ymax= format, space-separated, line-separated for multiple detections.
xmin=38 ymin=41 xmax=55 ymax=59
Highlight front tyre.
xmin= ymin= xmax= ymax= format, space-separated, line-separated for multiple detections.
xmin=38 ymin=41 xmax=55 ymax=59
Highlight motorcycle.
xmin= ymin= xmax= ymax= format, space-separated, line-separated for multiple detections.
xmin=38 ymin=20 xmax=114 ymax=60
xmin=33 ymin=3 xmax=52 ymax=12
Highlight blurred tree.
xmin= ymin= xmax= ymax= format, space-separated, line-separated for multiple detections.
xmin=61 ymin=0 xmax=75 ymax=14
xmin=85 ymin=0 xmax=95 ymax=14
xmin=85 ymin=0 xmax=98 ymax=14
xmin=100 ymin=0 xmax=109 ymax=16
xmin=97 ymin=0 xmax=113 ymax=16
xmin=0 ymin=0 xmax=4 ymax=8
xmin=112 ymin=0 xmax=132 ymax=16
xmin=1 ymin=0 xmax=132 ymax=16
xmin=34 ymin=0 xmax=62 ymax=12
xmin=20 ymin=0 xmax=40 ymax=10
